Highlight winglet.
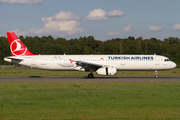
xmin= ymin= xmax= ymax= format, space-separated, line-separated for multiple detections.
xmin=7 ymin=32 xmax=35 ymax=56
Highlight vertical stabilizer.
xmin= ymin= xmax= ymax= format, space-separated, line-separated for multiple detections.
xmin=7 ymin=32 xmax=34 ymax=56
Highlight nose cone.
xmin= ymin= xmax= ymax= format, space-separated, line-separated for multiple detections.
xmin=171 ymin=62 xmax=177 ymax=68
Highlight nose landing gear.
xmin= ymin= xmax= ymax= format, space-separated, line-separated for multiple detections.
xmin=155 ymin=70 xmax=159 ymax=78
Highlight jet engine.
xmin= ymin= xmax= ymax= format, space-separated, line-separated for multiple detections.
xmin=96 ymin=67 xmax=117 ymax=75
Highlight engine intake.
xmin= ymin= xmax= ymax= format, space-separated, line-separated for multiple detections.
xmin=96 ymin=67 xmax=117 ymax=75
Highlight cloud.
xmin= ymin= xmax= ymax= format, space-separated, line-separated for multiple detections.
xmin=86 ymin=9 xmax=124 ymax=20
xmin=172 ymin=24 xmax=180 ymax=31
xmin=35 ymin=17 xmax=83 ymax=36
xmin=0 ymin=0 xmax=45 ymax=4
xmin=12 ymin=11 xmax=83 ymax=37
xmin=12 ymin=28 xmax=36 ymax=36
xmin=86 ymin=9 xmax=108 ymax=20
xmin=106 ymin=31 xmax=119 ymax=36
xmin=106 ymin=10 xmax=124 ymax=17
xmin=148 ymin=25 xmax=163 ymax=31
xmin=123 ymin=24 xmax=132 ymax=32
xmin=52 ymin=11 xmax=81 ymax=21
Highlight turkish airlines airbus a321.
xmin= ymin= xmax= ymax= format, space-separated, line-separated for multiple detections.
xmin=4 ymin=32 xmax=177 ymax=78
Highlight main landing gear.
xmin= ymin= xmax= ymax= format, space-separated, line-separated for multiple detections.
xmin=155 ymin=70 xmax=159 ymax=78
xmin=88 ymin=73 xmax=94 ymax=78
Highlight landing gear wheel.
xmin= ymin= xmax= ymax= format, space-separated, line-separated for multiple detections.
xmin=155 ymin=70 xmax=159 ymax=78
xmin=88 ymin=73 xmax=94 ymax=78
xmin=155 ymin=75 xmax=159 ymax=78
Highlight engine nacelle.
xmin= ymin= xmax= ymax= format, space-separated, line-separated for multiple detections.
xmin=96 ymin=67 xmax=117 ymax=75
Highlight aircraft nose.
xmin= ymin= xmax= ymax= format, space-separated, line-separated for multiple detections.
xmin=171 ymin=62 xmax=177 ymax=68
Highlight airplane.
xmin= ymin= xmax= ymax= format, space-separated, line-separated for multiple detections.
xmin=4 ymin=32 xmax=177 ymax=78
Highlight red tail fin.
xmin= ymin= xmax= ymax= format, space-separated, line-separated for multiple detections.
xmin=7 ymin=32 xmax=35 ymax=56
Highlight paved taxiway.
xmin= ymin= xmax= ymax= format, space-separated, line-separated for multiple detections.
xmin=0 ymin=76 xmax=180 ymax=82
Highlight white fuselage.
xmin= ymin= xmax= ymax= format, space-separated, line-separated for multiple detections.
xmin=4 ymin=55 xmax=177 ymax=71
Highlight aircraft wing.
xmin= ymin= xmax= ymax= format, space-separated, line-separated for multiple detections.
xmin=74 ymin=60 xmax=105 ymax=72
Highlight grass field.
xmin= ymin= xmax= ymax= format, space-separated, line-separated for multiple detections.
xmin=0 ymin=82 xmax=180 ymax=120
xmin=0 ymin=66 xmax=180 ymax=119
xmin=0 ymin=66 xmax=180 ymax=77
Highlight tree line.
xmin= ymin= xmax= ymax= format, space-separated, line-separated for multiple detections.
xmin=0 ymin=35 xmax=180 ymax=65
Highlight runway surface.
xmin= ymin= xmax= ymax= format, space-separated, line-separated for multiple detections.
xmin=0 ymin=76 xmax=180 ymax=82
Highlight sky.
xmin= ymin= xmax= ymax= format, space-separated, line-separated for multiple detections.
xmin=0 ymin=0 xmax=180 ymax=41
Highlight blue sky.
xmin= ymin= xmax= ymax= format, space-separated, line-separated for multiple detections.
xmin=0 ymin=0 xmax=180 ymax=41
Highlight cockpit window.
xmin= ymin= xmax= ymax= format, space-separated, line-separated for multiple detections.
xmin=164 ymin=59 xmax=170 ymax=62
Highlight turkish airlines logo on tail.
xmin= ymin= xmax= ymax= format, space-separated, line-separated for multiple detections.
xmin=10 ymin=39 xmax=27 ymax=56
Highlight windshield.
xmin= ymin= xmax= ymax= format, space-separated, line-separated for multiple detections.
xmin=164 ymin=59 xmax=170 ymax=62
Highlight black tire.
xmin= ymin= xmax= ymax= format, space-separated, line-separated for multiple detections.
xmin=88 ymin=73 xmax=93 ymax=78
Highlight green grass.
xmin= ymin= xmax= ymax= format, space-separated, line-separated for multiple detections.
xmin=0 ymin=66 xmax=180 ymax=77
xmin=0 ymin=82 xmax=180 ymax=119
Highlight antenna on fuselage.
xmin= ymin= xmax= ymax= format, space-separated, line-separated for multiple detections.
xmin=64 ymin=53 xmax=66 ymax=55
